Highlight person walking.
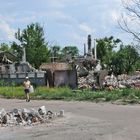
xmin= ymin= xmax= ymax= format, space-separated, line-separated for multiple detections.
xmin=23 ymin=77 xmax=31 ymax=102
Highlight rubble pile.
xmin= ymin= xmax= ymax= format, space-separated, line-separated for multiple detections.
xmin=78 ymin=71 xmax=95 ymax=89
xmin=0 ymin=106 xmax=64 ymax=127
xmin=105 ymin=74 xmax=140 ymax=89
xmin=78 ymin=71 xmax=140 ymax=90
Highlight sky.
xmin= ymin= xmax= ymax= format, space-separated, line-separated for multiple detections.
xmin=0 ymin=0 xmax=133 ymax=54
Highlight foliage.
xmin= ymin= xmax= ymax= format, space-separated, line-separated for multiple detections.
xmin=13 ymin=23 xmax=50 ymax=68
xmin=111 ymin=45 xmax=140 ymax=74
xmin=49 ymin=45 xmax=79 ymax=62
xmin=50 ymin=45 xmax=61 ymax=61
xmin=0 ymin=43 xmax=11 ymax=52
xmin=93 ymin=36 xmax=121 ymax=69
xmin=93 ymin=36 xmax=140 ymax=74
xmin=11 ymin=42 xmax=23 ymax=62
xmin=61 ymin=46 xmax=79 ymax=58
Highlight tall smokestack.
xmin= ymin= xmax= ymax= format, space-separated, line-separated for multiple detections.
xmin=87 ymin=34 xmax=92 ymax=54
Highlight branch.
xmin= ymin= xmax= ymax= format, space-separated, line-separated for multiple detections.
xmin=118 ymin=16 xmax=140 ymax=41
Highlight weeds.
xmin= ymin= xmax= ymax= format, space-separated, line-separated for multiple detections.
xmin=0 ymin=86 xmax=139 ymax=104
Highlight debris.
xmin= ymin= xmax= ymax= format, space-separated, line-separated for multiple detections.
xmin=0 ymin=106 xmax=64 ymax=127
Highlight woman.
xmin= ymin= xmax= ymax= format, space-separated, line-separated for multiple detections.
xmin=23 ymin=77 xmax=31 ymax=102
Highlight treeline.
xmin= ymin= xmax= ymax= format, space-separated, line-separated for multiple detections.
xmin=93 ymin=36 xmax=140 ymax=75
xmin=0 ymin=23 xmax=140 ymax=74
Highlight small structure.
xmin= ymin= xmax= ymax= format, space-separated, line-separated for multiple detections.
xmin=40 ymin=62 xmax=77 ymax=89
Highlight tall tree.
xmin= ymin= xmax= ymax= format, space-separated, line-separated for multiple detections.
xmin=93 ymin=36 xmax=121 ymax=69
xmin=111 ymin=45 xmax=140 ymax=74
xmin=14 ymin=23 xmax=50 ymax=68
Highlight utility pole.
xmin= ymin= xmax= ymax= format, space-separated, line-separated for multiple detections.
xmin=94 ymin=39 xmax=97 ymax=60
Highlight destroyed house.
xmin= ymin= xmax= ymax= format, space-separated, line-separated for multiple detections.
xmin=0 ymin=51 xmax=17 ymax=74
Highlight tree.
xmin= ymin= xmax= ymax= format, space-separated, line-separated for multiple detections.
xmin=119 ymin=0 xmax=140 ymax=50
xmin=111 ymin=45 xmax=140 ymax=74
xmin=93 ymin=36 xmax=121 ymax=69
xmin=61 ymin=46 xmax=79 ymax=58
xmin=14 ymin=23 xmax=50 ymax=68
xmin=0 ymin=43 xmax=10 ymax=51
xmin=50 ymin=45 xmax=61 ymax=61
xmin=11 ymin=42 xmax=23 ymax=62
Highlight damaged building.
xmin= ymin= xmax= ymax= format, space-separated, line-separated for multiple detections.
xmin=40 ymin=62 xmax=77 ymax=89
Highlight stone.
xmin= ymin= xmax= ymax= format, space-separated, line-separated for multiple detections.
xmin=59 ymin=110 xmax=64 ymax=117
xmin=38 ymin=106 xmax=47 ymax=116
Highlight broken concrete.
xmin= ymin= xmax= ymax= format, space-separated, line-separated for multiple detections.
xmin=0 ymin=106 xmax=64 ymax=127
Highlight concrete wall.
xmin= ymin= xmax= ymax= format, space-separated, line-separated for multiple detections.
xmin=0 ymin=70 xmax=78 ymax=89
xmin=0 ymin=72 xmax=46 ymax=86
xmin=54 ymin=70 xmax=77 ymax=89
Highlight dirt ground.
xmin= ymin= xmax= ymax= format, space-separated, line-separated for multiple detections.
xmin=0 ymin=98 xmax=140 ymax=140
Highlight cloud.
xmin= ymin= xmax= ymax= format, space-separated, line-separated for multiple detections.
xmin=0 ymin=0 xmax=132 ymax=48
xmin=79 ymin=23 xmax=94 ymax=34
xmin=111 ymin=10 xmax=121 ymax=22
xmin=47 ymin=0 xmax=66 ymax=8
xmin=0 ymin=20 xmax=16 ymax=42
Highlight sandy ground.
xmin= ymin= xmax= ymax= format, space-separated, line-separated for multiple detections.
xmin=0 ymin=98 xmax=140 ymax=140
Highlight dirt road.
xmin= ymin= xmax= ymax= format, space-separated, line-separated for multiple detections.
xmin=0 ymin=98 xmax=140 ymax=140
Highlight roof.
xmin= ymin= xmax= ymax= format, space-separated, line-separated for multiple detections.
xmin=0 ymin=51 xmax=17 ymax=64
xmin=40 ymin=62 xmax=72 ymax=71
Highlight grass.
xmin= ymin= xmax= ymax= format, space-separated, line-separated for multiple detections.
xmin=0 ymin=86 xmax=140 ymax=104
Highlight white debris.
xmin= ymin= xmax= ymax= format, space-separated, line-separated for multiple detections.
xmin=0 ymin=106 xmax=64 ymax=127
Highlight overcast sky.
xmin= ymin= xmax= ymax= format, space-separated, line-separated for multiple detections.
xmin=0 ymin=0 xmax=133 ymax=54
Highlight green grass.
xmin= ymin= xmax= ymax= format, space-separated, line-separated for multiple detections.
xmin=0 ymin=86 xmax=140 ymax=104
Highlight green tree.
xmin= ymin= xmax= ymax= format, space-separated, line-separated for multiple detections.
xmin=11 ymin=42 xmax=23 ymax=62
xmin=61 ymin=46 xmax=79 ymax=58
xmin=14 ymin=23 xmax=50 ymax=68
xmin=50 ymin=45 xmax=61 ymax=61
xmin=0 ymin=43 xmax=10 ymax=51
xmin=93 ymin=36 xmax=121 ymax=69
xmin=111 ymin=45 xmax=140 ymax=74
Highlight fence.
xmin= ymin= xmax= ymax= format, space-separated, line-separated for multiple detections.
xmin=0 ymin=72 xmax=46 ymax=86
xmin=0 ymin=70 xmax=78 ymax=88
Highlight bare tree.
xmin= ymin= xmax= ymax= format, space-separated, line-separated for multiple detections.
xmin=119 ymin=0 xmax=140 ymax=50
